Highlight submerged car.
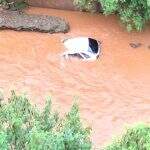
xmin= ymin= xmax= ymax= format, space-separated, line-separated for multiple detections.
xmin=62 ymin=37 xmax=101 ymax=61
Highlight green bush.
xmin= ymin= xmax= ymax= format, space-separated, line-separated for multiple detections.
xmin=0 ymin=0 xmax=27 ymax=10
xmin=0 ymin=91 xmax=91 ymax=150
xmin=99 ymin=0 xmax=150 ymax=31
xmin=73 ymin=0 xmax=98 ymax=12
xmin=105 ymin=124 xmax=150 ymax=150
xmin=74 ymin=0 xmax=150 ymax=31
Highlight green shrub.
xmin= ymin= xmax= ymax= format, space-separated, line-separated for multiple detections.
xmin=73 ymin=0 xmax=98 ymax=12
xmin=99 ymin=0 xmax=150 ymax=31
xmin=0 ymin=0 xmax=27 ymax=10
xmin=74 ymin=0 xmax=150 ymax=31
xmin=0 ymin=91 xmax=91 ymax=150
xmin=105 ymin=124 xmax=150 ymax=150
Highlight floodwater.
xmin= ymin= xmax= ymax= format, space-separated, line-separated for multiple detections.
xmin=0 ymin=7 xmax=150 ymax=148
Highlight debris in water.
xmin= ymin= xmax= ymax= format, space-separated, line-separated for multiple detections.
xmin=62 ymin=37 xmax=101 ymax=61
xmin=129 ymin=43 xmax=142 ymax=48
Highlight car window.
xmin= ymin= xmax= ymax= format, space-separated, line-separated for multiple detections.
xmin=67 ymin=53 xmax=84 ymax=59
xmin=80 ymin=53 xmax=91 ymax=59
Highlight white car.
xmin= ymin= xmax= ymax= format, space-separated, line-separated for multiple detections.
xmin=62 ymin=37 xmax=101 ymax=61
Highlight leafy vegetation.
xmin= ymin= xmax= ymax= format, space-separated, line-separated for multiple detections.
xmin=1 ymin=0 xmax=149 ymax=31
xmin=100 ymin=0 xmax=150 ymax=31
xmin=0 ymin=91 xmax=150 ymax=149
xmin=0 ymin=0 xmax=27 ymax=10
xmin=0 ymin=91 xmax=91 ymax=150
xmin=73 ymin=0 xmax=97 ymax=12
xmin=74 ymin=0 xmax=150 ymax=31
xmin=105 ymin=124 xmax=150 ymax=150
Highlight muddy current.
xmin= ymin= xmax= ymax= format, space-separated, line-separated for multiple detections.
xmin=0 ymin=7 xmax=150 ymax=148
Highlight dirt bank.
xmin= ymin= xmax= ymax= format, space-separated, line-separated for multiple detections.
xmin=0 ymin=7 xmax=150 ymax=148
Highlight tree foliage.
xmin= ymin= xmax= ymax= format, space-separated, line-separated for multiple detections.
xmin=0 ymin=91 xmax=91 ymax=150
xmin=74 ymin=0 xmax=150 ymax=31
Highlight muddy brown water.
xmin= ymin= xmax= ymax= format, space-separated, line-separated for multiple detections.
xmin=0 ymin=7 xmax=150 ymax=148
